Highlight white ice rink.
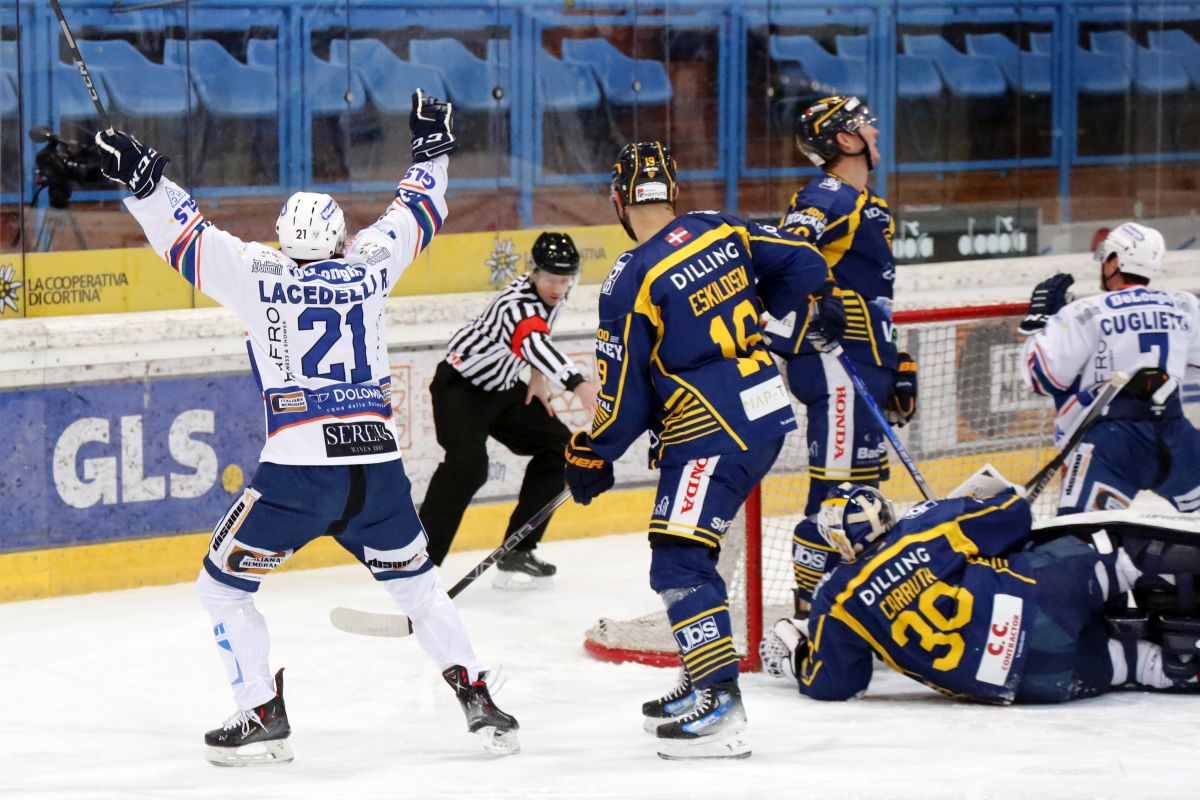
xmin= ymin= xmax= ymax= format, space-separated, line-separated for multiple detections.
xmin=3 ymin=530 xmax=1194 ymax=800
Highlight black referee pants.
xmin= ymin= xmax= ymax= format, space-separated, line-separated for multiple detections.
xmin=420 ymin=361 xmax=572 ymax=565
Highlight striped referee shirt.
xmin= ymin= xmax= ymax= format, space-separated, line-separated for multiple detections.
xmin=446 ymin=274 xmax=584 ymax=392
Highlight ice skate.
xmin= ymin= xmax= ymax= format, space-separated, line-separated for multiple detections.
xmin=493 ymin=549 xmax=556 ymax=590
xmin=443 ymin=665 xmax=521 ymax=755
xmin=641 ymin=669 xmax=696 ymax=734
xmin=656 ymin=680 xmax=750 ymax=760
xmin=204 ymin=668 xmax=293 ymax=766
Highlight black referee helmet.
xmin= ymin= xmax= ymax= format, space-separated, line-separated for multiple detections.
xmin=531 ymin=232 xmax=580 ymax=276
xmin=610 ymin=141 xmax=678 ymax=208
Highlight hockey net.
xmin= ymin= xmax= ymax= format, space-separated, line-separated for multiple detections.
xmin=583 ymin=303 xmax=1060 ymax=670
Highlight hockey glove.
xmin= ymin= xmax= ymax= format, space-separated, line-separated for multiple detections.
xmin=410 ymin=89 xmax=457 ymax=162
xmin=885 ymin=351 xmax=918 ymax=427
xmin=94 ymin=130 xmax=169 ymax=200
xmin=564 ymin=431 xmax=614 ymax=506
xmin=1018 ymin=273 xmax=1074 ymax=335
xmin=805 ymin=281 xmax=846 ymax=352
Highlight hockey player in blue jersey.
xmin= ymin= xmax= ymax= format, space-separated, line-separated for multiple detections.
xmin=769 ymin=96 xmax=916 ymax=516
xmin=762 ymin=480 xmax=1200 ymax=703
xmin=96 ymin=92 xmax=519 ymax=764
xmin=1020 ymin=222 xmax=1200 ymax=515
xmin=562 ymin=141 xmax=837 ymax=759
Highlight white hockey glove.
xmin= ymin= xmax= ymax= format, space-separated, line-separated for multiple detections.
xmin=410 ymin=89 xmax=457 ymax=161
xmin=947 ymin=463 xmax=1025 ymax=500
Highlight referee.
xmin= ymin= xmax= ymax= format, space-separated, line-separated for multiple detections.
xmin=420 ymin=232 xmax=599 ymax=587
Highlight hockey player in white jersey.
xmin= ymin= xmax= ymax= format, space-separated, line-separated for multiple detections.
xmin=1020 ymin=222 xmax=1200 ymax=514
xmin=95 ymin=91 xmax=519 ymax=765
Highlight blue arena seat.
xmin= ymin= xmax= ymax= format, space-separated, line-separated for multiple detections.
xmin=1 ymin=69 xmax=16 ymax=117
xmin=163 ymin=39 xmax=277 ymax=117
xmin=835 ymin=34 xmax=941 ymax=98
xmin=903 ymin=34 xmax=1007 ymax=98
xmin=1147 ymin=29 xmax=1200 ymax=87
xmin=328 ymin=38 xmax=447 ymax=115
xmin=1090 ymin=30 xmax=1190 ymax=94
xmin=408 ymin=37 xmax=510 ymax=112
xmin=561 ymin=37 xmax=672 ymax=106
xmin=76 ymin=39 xmax=194 ymax=117
xmin=537 ymin=50 xmax=602 ymax=111
xmin=964 ymin=33 xmax=1051 ymax=96
xmin=769 ymin=34 xmax=868 ymax=98
xmin=1028 ymin=33 xmax=1130 ymax=95
xmin=247 ymin=38 xmax=364 ymax=115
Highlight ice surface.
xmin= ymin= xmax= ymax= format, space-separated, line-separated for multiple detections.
xmin=1 ymin=531 xmax=1193 ymax=800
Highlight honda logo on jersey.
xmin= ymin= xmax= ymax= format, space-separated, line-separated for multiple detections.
xmin=680 ymin=457 xmax=711 ymax=513
xmin=665 ymin=227 xmax=692 ymax=247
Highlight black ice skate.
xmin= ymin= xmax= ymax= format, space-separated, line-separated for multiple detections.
xmin=641 ymin=669 xmax=696 ymax=734
xmin=655 ymin=680 xmax=750 ymax=760
xmin=442 ymin=665 xmax=521 ymax=755
xmin=493 ymin=549 xmax=556 ymax=591
xmin=204 ymin=668 xmax=293 ymax=766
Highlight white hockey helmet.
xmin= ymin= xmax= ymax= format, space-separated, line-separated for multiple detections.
xmin=276 ymin=191 xmax=346 ymax=261
xmin=1094 ymin=222 xmax=1164 ymax=282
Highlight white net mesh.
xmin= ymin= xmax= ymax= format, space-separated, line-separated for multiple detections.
xmin=583 ymin=308 xmax=1058 ymax=668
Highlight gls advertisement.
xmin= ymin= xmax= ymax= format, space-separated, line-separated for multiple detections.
xmin=0 ymin=374 xmax=262 ymax=551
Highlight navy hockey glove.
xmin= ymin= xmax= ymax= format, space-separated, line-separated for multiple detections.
xmin=805 ymin=281 xmax=846 ymax=352
xmin=410 ymin=89 xmax=457 ymax=162
xmin=564 ymin=431 xmax=614 ymax=505
xmin=885 ymin=351 xmax=918 ymax=427
xmin=1019 ymin=273 xmax=1074 ymax=335
xmin=94 ymin=130 xmax=169 ymax=200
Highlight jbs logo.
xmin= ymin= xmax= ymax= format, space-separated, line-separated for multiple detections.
xmin=674 ymin=616 xmax=720 ymax=653
xmin=794 ymin=544 xmax=828 ymax=570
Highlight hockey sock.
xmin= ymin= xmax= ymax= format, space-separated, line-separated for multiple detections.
xmin=659 ymin=583 xmax=740 ymax=688
xmin=195 ymin=570 xmax=276 ymax=710
xmin=382 ymin=569 xmax=487 ymax=682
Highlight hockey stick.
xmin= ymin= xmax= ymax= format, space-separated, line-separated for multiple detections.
xmin=330 ymin=488 xmax=573 ymax=637
xmin=1023 ymin=371 xmax=1130 ymax=503
xmin=832 ymin=346 xmax=935 ymax=500
xmin=48 ymin=0 xmax=114 ymax=133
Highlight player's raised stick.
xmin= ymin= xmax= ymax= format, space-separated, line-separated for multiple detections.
xmin=1024 ymin=371 xmax=1130 ymax=502
xmin=831 ymin=346 xmax=935 ymax=500
xmin=48 ymin=0 xmax=113 ymax=133
xmin=330 ymin=488 xmax=572 ymax=637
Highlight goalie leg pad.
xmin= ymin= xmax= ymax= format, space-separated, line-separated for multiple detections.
xmin=1157 ymin=616 xmax=1200 ymax=686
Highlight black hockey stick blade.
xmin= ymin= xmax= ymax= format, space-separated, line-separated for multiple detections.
xmin=1023 ymin=370 xmax=1130 ymax=502
xmin=331 ymin=488 xmax=573 ymax=637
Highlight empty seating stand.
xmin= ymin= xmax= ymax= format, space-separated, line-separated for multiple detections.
xmin=903 ymin=34 xmax=1007 ymax=98
xmin=1028 ymin=33 xmax=1130 ymax=95
xmin=537 ymin=50 xmax=601 ymax=111
xmin=75 ymin=39 xmax=193 ymax=117
xmin=0 ymin=42 xmax=18 ymax=117
xmin=163 ymin=39 xmax=277 ymax=117
xmin=1147 ymin=29 xmax=1200 ymax=87
xmin=328 ymin=38 xmax=447 ymax=115
xmin=836 ymin=34 xmax=941 ymax=98
xmin=964 ymin=33 xmax=1052 ymax=96
xmin=247 ymin=38 xmax=365 ymax=115
xmin=408 ymin=37 xmax=510 ymax=112
xmin=1090 ymin=30 xmax=1190 ymax=95
xmin=561 ymin=37 xmax=672 ymax=107
xmin=769 ymin=34 xmax=868 ymax=98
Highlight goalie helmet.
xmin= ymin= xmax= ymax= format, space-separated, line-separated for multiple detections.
xmin=794 ymin=95 xmax=876 ymax=168
xmin=276 ymin=191 xmax=346 ymax=261
xmin=816 ymin=482 xmax=896 ymax=563
xmin=531 ymin=232 xmax=580 ymax=276
xmin=610 ymin=141 xmax=678 ymax=208
xmin=1094 ymin=222 xmax=1164 ymax=283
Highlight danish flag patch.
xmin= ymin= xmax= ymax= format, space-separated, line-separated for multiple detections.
xmin=665 ymin=227 xmax=692 ymax=246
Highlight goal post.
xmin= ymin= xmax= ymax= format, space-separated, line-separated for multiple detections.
xmin=583 ymin=302 xmax=1059 ymax=671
